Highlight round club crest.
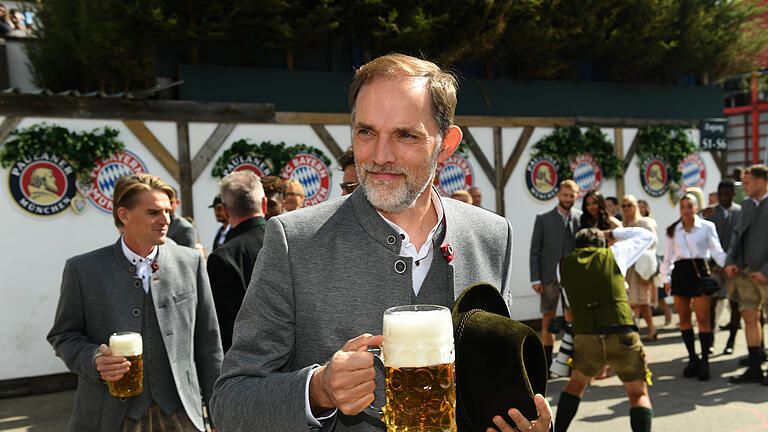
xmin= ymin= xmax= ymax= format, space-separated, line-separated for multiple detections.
xmin=526 ymin=155 xmax=559 ymax=201
xmin=641 ymin=156 xmax=669 ymax=197
xmin=678 ymin=153 xmax=706 ymax=190
xmin=569 ymin=153 xmax=602 ymax=199
xmin=281 ymin=152 xmax=331 ymax=206
xmin=221 ymin=154 xmax=272 ymax=178
xmin=435 ymin=154 xmax=474 ymax=195
xmin=7 ymin=152 xmax=77 ymax=216
xmin=86 ymin=150 xmax=149 ymax=214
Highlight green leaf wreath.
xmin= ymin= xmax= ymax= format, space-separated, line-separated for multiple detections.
xmin=0 ymin=123 xmax=124 ymax=182
xmin=635 ymin=126 xmax=697 ymax=184
xmin=212 ymin=139 xmax=333 ymax=178
xmin=532 ymin=126 xmax=624 ymax=181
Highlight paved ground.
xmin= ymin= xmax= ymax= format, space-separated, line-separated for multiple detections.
xmin=1 ymin=311 xmax=767 ymax=431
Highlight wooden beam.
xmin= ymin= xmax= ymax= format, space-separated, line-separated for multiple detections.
xmin=310 ymin=124 xmax=344 ymax=161
xmin=576 ymin=116 xmax=698 ymax=128
xmin=0 ymin=115 xmax=21 ymax=147
xmin=710 ymin=150 xmax=727 ymax=178
xmin=0 ymin=95 xmax=275 ymax=123
xmin=123 ymin=120 xmax=180 ymax=182
xmin=623 ymin=132 xmax=641 ymax=167
xmin=276 ymin=112 xmax=350 ymax=125
xmin=502 ymin=126 xmax=534 ymax=186
xmin=191 ymin=123 xmax=236 ymax=182
xmin=493 ymin=127 xmax=505 ymax=217
xmin=456 ymin=115 xmax=575 ymax=128
xmin=615 ymin=128 xmax=625 ymax=200
xmin=177 ymin=121 xmax=194 ymax=218
xmin=460 ymin=126 xmax=496 ymax=185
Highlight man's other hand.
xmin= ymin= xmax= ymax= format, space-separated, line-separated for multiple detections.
xmin=95 ymin=344 xmax=130 ymax=382
xmin=725 ymin=265 xmax=739 ymax=278
xmin=486 ymin=394 xmax=552 ymax=432
xmin=309 ymin=333 xmax=384 ymax=416
xmin=751 ymin=271 xmax=768 ymax=285
xmin=532 ymin=284 xmax=543 ymax=294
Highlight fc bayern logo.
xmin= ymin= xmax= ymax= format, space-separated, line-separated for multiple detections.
xmin=222 ymin=154 xmax=272 ymax=178
xmin=526 ymin=155 xmax=559 ymax=201
xmin=435 ymin=154 xmax=474 ymax=195
xmin=7 ymin=152 xmax=76 ymax=216
xmin=641 ymin=156 xmax=669 ymax=197
xmin=87 ymin=150 xmax=148 ymax=213
xmin=678 ymin=153 xmax=706 ymax=190
xmin=569 ymin=153 xmax=602 ymax=199
xmin=281 ymin=152 xmax=330 ymax=206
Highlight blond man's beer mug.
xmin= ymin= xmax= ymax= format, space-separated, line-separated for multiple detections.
xmin=365 ymin=305 xmax=456 ymax=432
xmin=107 ymin=332 xmax=143 ymax=397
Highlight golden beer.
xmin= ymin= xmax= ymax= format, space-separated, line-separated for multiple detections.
xmin=107 ymin=332 xmax=143 ymax=398
xmin=383 ymin=363 xmax=456 ymax=432
xmin=379 ymin=305 xmax=456 ymax=432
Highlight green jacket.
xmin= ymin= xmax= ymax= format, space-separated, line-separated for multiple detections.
xmin=560 ymin=247 xmax=635 ymax=335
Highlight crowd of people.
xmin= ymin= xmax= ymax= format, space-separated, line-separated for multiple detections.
xmin=44 ymin=53 xmax=768 ymax=432
xmin=0 ymin=4 xmax=32 ymax=37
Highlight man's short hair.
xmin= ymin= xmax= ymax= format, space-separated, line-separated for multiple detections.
xmin=718 ymin=179 xmax=735 ymax=191
xmin=574 ymin=228 xmax=606 ymax=249
xmin=605 ymin=196 xmax=618 ymax=205
xmin=338 ymin=147 xmax=355 ymax=171
xmin=746 ymin=164 xmax=768 ymax=182
xmin=349 ymin=53 xmax=458 ymax=136
xmin=261 ymin=176 xmax=285 ymax=197
xmin=451 ymin=189 xmax=472 ymax=204
xmin=219 ymin=171 xmax=265 ymax=219
xmin=285 ymin=178 xmax=305 ymax=197
xmin=113 ymin=174 xmax=174 ymax=228
xmin=559 ymin=179 xmax=579 ymax=192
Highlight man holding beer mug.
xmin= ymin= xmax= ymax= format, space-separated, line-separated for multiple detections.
xmin=211 ymin=54 xmax=553 ymax=431
xmin=48 ymin=174 xmax=223 ymax=431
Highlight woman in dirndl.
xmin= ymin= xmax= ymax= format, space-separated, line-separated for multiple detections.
xmin=660 ymin=193 xmax=727 ymax=381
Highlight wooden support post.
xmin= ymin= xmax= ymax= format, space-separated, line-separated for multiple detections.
xmin=502 ymin=126 xmax=534 ymax=186
xmin=191 ymin=123 xmax=236 ymax=182
xmin=460 ymin=126 xmax=496 ymax=185
xmin=123 ymin=120 xmax=180 ymax=182
xmin=615 ymin=128 xmax=624 ymax=200
xmin=710 ymin=151 xmax=727 ymax=178
xmin=493 ymin=127 xmax=505 ymax=216
xmin=622 ymin=132 xmax=641 ymax=167
xmin=310 ymin=124 xmax=344 ymax=161
xmin=0 ymin=116 xmax=21 ymax=147
xmin=176 ymin=121 xmax=193 ymax=218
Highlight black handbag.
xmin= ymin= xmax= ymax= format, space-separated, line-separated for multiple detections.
xmin=692 ymin=259 xmax=719 ymax=296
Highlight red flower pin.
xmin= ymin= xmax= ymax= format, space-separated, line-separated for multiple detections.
xmin=151 ymin=262 xmax=159 ymax=273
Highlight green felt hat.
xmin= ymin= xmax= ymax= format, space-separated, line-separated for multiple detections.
xmin=452 ymin=283 xmax=548 ymax=431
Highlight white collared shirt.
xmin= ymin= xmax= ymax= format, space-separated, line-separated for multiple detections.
xmin=121 ymin=235 xmax=158 ymax=293
xmin=304 ymin=190 xmax=445 ymax=426
xmin=377 ymin=190 xmax=444 ymax=295
xmin=660 ymin=215 xmax=726 ymax=282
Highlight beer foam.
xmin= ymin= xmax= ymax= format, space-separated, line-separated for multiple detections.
xmin=110 ymin=333 xmax=142 ymax=356
xmin=383 ymin=307 xmax=454 ymax=368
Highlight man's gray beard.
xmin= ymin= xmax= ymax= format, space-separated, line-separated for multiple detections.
xmin=357 ymin=148 xmax=440 ymax=213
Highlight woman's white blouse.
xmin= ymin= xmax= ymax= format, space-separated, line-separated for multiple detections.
xmin=660 ymin=215 xmax=727 ymax=282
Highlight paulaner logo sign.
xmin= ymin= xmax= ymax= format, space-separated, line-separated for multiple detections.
xmin=8 ymin=152 xmax=77 ymax=216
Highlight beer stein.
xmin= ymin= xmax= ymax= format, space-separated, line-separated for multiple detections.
xmin=365 ymin=305 xmax=456 ymax=432
xmin=107 ymin=332 xmax=143 ymax=397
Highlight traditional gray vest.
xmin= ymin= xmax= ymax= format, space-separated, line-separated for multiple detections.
xmin=126 ymin=287 xmax=182 ymax=419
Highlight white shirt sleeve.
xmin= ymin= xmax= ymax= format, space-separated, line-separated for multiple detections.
xmin=610 ymin=227 xmax=654 ymax=277
xmin=305 ymin=366 xmax=337 ymax=426
xmin=660 ymin=229 xmax=675 ymax=283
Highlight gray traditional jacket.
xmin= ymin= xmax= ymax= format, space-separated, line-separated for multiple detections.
xmin=47 ymin=240 xmax=223 ymax=431
xmin=529 ymin=206 xmax=582 ymax=284
xmin=210 ymin=188 xmax=514 ymax=431
xmin=726 ymin=196 xmax=768 ymax=277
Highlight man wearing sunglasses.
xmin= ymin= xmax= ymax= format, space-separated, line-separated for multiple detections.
xmin=338 ymin=146 xmax=359 ymax=195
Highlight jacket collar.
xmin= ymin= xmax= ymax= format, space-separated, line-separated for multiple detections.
xmin=226 ymin=216 xmax=267 ymax=242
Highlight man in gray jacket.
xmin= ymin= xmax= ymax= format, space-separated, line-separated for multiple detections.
xmin=210 ymin=54 xmax=552 ymax=431
xmin=48 ymin=173 xmax=223 ymax=431
xmin=529 ymin=180 xmax=582 ymax=367
xmin=725 ymin=164 xmax=768 ymax=384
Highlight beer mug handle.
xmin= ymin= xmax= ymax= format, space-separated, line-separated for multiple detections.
xmin=363 ymin=346 xmax=384 ymax=420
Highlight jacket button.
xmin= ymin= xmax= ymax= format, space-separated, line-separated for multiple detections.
xmin=128 ymin=266 xmax=135 ymax=272
xmin=132 ymin=309 xmax=140 ymax=317
xmin=133 ymin=280 xmax=141 ymax=289
xmin=394 ymin=260 xmax=406 ymax=274
xmin=386 ymin=235 xmax=396 ymax=245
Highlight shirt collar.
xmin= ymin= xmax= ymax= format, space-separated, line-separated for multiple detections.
xmin=676 ymin=215 xmax=703 ymax=231
xmin=377 ymin=189 xmax=443 ymax=249
xmin=120 ymin=234 xmax=158 ymax=264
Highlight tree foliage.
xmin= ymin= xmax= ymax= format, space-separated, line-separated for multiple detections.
xmin=26 ymin=0 xmax=768 ymax=92
xmin=533 ymin=126 xmax=624 ymax=181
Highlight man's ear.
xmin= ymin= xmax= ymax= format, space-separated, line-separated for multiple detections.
xmin=222 ymin=204 xmax=231 ymax=221
xmin=437 ymin=125 xmax=462 ymax=163
xmin=117 ymin=206 xmax=130 ymax=226
xmin=261 ymin=197 xmax=267 ymax=216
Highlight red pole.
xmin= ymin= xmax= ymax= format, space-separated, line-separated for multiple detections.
xmin=752 ymin=72 xmax=760 ymax=165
